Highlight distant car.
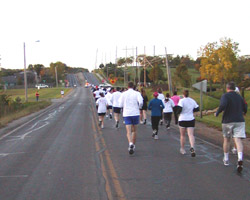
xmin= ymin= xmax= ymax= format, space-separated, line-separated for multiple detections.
xmin=35 ymin=84 xmax=49 ymax=89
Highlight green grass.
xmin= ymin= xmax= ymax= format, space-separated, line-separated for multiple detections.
xmin=0 ymin=87 xmax=72 ymax=127
xmin=0 ymin=87 xmax=72 ymax=102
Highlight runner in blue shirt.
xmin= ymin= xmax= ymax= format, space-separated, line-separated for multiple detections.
xmin=148 ymin=92 xmax=165 ymax=140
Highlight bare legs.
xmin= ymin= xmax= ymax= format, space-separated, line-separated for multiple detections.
xmin=126 ymin=125 xmax=137 ymax=144
xmin=179 ymin=127 xmax=195 ymax=155
xmin=223 ymin=137 xmax=243 ymax=161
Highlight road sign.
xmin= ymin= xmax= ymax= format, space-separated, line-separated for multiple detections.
xmin=192 ymin=80 xmax=207 ymax=118
xmin=192 ymin=80 xmax=207 ymax=93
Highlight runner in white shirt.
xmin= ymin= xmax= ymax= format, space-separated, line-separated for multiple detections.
xmin=105 ymin=88 xmax=113 ymax=119
xmin=157 ymin=88 xmax=165 ymax=125
xmin=162 ymin=93 xmax=175 ymax=129
xmin=93 ymin=88 xmax=101 ymax=102
xmin=111 ymin=87 xmax=122 ymax=128
xmin=119 ymin=82 xmax=143 ymax=155
xmin=96 ymin=92 xmax=108 ymax=129
xmin=61 ymin=90 xmax=64 ymax=98
xmin=177 ymin=90 xmax=199 ymax=157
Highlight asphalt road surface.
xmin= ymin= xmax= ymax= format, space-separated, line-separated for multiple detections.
xmin=83 ymin=72 xmax=100 ymax=86
xmin=0 ymin=75 xmax=250 ymax=200
xmin=66 ymin=74 xmax=80 ymax=87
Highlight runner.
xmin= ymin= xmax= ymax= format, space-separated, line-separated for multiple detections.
xmin=111 ymin=87 xmax=122 ymax=128
xmin=93 ymin=87 xmax=101 ymax=102
xmin=171 ymin=91 xmax=181 ymax=124
xmin=148 ymin=92 xmax=165 ymax=140
xmin=119 ymin=82 xmax=143 ymax=154
xmin=215 ymin=82 xmax=247 ymax=172
xmin=96 ymin=92 xmax=108 ymax=129
xmin=177 ymin=90 xmax=199 ymax=157
xmin=61 ymin=89 xmax=64 ymax=98
xmin=35 ymin=91 xmax=39 ymax=102
xmin=105 ymin=87 xmax=113 ymax=119
xmin=140 ymin=88 xmax=148 ymax=124
xmin=162 ymin=93 xmax=175 ymax=129
xmin=157 ymin=88 xmax=165 ymax=125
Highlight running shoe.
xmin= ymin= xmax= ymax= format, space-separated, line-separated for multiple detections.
xmin=231 ymin=147 xmax=237 ymax=154
xmin=101 ymin=125 xmax=104 ymax=129
xmin=109 ymin=114 xmax=112 ymax=119
xmin=143 ymin=120 xmax=147 ymax=125
xmin=140 ymin=121 xmax=144 ymax=124
xmin=152 ymin=130 xmax=157 ymax=137
xmin=128 ymin=144 xmax=135 ymax=155
xmin=160 ymin=120 xmax=163 ymax=125
xmin=223 ymin=159 xmax=229 ymax=166
xmin=180 ymin=148 xmax=186 ymax=155
xmin=106 ymin=115 xmax=109 ymax=118
xmin=190 ymin=147 xmax=196 ymax=157
xmin=99 ymin=121 xmax=102 ymax=127
xmin=115 ymin=121 xmax=119 ymax=128
xmin=154 ymin=135 xmax=159 ymax=140
xmin=237 ymin=160 xmax=243 ymax=173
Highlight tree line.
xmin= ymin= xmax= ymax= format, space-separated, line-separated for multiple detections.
xmin=97 ymin=38 xmax=250 ymax=91
xmin=0 ymin=62 xmax=88 ymax=86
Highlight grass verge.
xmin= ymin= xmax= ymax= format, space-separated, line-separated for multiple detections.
xmin=0 ymin=101 xmax=51 ymax=128
xmin=0 ymin=87 xmax=72 ymax=128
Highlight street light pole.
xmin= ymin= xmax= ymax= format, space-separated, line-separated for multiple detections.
xmin=55 ymin=66 xmax=58 ymax=87
xmin=23 ymin=42 xmax=28 ymax=102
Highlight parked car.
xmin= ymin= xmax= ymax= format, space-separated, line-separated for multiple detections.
xmin=35 ymin=84 xmax=49 ymax=89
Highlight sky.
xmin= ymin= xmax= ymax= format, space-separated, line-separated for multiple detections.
xmin=0 ymin=0 xmax=250 ymax=71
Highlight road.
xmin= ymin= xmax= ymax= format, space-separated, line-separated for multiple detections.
xmin=0 ymin=73 xmax=250 ymax=200
xmin=66 ymin=74 xmax=80 ymax=87
xmin=83 ymin=72 xmax=100 ymax=86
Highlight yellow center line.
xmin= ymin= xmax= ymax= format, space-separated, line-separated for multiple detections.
xmin=90 ymin=102 xmax=126 ymax=200
xmin=92 ymin=115 xmax=113 ymax=200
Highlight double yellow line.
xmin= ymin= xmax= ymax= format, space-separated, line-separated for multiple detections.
xmin=91 ymin=103 xmax=126 ymax=200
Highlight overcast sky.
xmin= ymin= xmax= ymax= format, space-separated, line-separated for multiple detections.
xmin=0 ymin=0 xmax=249 ymax=71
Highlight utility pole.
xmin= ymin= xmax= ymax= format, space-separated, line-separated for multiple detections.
xmin=95 ymin=49 xmax=98 ymax=70
xmin=115 ymin=46 xmax=117 ymax=77
xmin=136 ymin=47 xmax=138 ymax=84
xmin=153 ymin=45 xmax=155 ymax=56
xmin=165 ymin=47 xmax=172 ymax=95
xmin=23 ymin=42 xmax=28 ymax=102
xmin=55 ymin=66 xmax=58 ymax=87
xmin=144 ymin=46 xmax=146 ymax=87
xmin=124 ymin=46 xmax=127 ymax=87
xmin=105 ymin=53 xmax=108 ymax=80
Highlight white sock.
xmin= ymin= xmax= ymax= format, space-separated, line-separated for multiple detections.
xmin=224 ymin=153 xmax=229 ymax=161
xmin=129 ymin=142 xmax=133 ymax=146
xmin=238 ymin=152 xmax=243 ymax=161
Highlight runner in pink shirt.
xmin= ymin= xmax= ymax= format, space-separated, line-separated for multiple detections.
xmin=171 ymin=91 xmax=181 ymax=124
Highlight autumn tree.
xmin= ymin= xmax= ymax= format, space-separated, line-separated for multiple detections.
xmin=173 ymin=64 xmax=191 ymax=87
xmin=199 ymin=38 xmax=240 ymax=92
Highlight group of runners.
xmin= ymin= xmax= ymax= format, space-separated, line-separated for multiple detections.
xmin=91 ymin=81 xmax=247 ymax=173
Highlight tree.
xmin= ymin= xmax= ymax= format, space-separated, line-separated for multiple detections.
xmin=99 ymin=63 xmax=105 ymax=69
xmin=148 ymin=65 xmax=164 ymax=84
xmin=199 ymin=38 xmax=240 ymax=92
xmin=173 ymin=64 xmax=191 ymax=87
xmin=180 ymin=55 xmax=194 ymax=68
xmin=140 ymin=69 xmax=150 ymax=83
xmin=199 ymin=42 xmax=218 ymax=94
xmin=50 ymin=62 xmax=67 ymax=81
